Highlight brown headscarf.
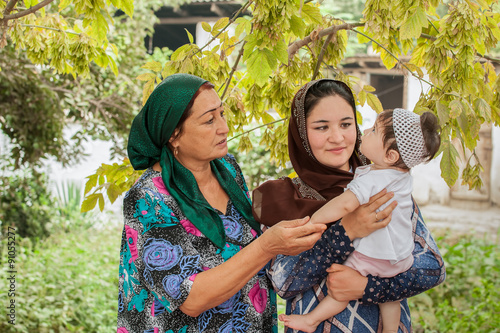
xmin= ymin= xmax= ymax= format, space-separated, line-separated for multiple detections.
xmin=252 ymin=79 xmax=367 ymax=226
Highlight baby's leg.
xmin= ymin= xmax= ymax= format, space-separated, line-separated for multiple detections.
xmin=379 ymin=301 xmax=401 ymax=333
xmin=279 ymin=295 xmax=348 ymax=333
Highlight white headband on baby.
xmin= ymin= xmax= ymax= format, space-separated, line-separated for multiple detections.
xmin=393 ymin=108 xmax=427 ymax=168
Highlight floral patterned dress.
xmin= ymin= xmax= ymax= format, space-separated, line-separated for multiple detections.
xmin=117 ymin=154 xmax=277 ymax=333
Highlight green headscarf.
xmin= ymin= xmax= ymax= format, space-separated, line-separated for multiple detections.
xmin=127 ymin=73 xmax=260 ymax=248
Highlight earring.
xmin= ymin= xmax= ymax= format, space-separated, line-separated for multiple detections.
xmin=174 ymin=147 xmax=178 ymax=156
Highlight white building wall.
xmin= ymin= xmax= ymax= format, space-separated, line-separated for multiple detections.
xmin=491 ymin=127 xmax=500 ymax=205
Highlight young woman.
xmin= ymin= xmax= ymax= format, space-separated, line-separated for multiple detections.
xmin=278 ymin=109 xmax=441 ymax=333
xmin=253 ymin=79 xmax=446 ymax=332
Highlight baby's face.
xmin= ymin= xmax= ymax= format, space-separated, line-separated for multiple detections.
xmin=360 ymin=118 xmax=388 ymax=167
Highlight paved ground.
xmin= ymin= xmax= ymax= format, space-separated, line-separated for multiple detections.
xmin=420 ymin=203 xmax=500 ymax=240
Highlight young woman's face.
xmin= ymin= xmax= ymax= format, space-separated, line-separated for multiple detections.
xmin=170 ymin=88 xmax=229 ymax=167
xmin=306 ymin=95 xmax=357 ymax=171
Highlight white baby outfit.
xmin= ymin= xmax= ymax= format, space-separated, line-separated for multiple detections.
xmin=347 ymin=165 xmax=415 ymax=264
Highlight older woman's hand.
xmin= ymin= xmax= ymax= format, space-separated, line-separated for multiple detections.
xmin=342 ymin=189 xmax=397 ymax=241
xmin=257 ymin=217 xmax=326 ymax=256
xmin=326 ymin=263 xmax=368 ymax=301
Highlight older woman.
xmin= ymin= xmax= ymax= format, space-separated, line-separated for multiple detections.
xmin=253 ymin=79 xmax=446 ymax=332
xmin=116 ymin=73 xmax=329 ymax=332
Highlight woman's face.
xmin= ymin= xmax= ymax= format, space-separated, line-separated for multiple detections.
xmin=306 ymin=95 xmax=357 ymax=171
xmin=170 ymin=88 xmax=229 ymax=167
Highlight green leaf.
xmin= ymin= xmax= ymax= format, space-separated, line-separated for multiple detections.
xmin=449 ymin=99 xmax=464 ymax=119
xmin=274 ymin=40 xmax=289 ymax=65
xmin=358 ymin=89 xmax=367 ymax=106
xmin=400 ymin=6 xmax=428 ymax=40
xmin=84 ymin=174 xmax=98 ymax=195
xmin=355 ymin=27 xmax=372 ymax=44
xmin=405 ymin=63 xmax=424 ymax=78
xmin=136 ymin=72 xmax=157 ymax=81
xmin=436 ymin=101 xmax=450 ymax=124
xmin=81 ymin=194 xmax=99 ymax=213
xmin=185 ymin=28 xmax=194 ymax=44
xmin=98 ymin=193 xmax=105 ymax=211
xmin=213 ymin=17 xmax=229 ymax=33
xmin=457 ymin=112 xmax=470 ymax=139
xmin=366 ymin=93 xmax=383 ymax=113
xmin=363 ymin=84 xmax=376 ymax=92
xmin=108 ymin=54 xmax=118 ymax=76
xmin=247 ymin=48 xmax=277 ymax=87
xmin=301 ymin=3 xmax=323 ymax=25
xmin=141 ymin=79 xmax=155 ymax=105
xmin=380 ymin=49 xmax=398 ymax=70
xmin=106 ymin=183 xmax=122 ymax=204
xmin=201 ymin=21 xmax=212 ymax=33
xmin=234 ymin=17 xmax=250 ymax=38
xmin=440 ymin=140 xmax=460 ymax=187
xmin=59 ymin=0 xmax=72 ymax=10
xmin=290 ymin=14 xmax=306 ymax=38
xmin=261 ymin=112 xmax=275 ymax=124
xmin=141 ymin=61 xmax=162 ymax=73
xmin=474 ymin=98 xmax=491 ymax=121
xmin=120 ymin=0 xmax=134 ymax=18
xmin=93 ymin=13 xmax=108 ymax=42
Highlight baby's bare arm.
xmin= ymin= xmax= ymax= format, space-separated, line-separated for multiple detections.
xmin=310 ymin=190 xmax=360 ymax=224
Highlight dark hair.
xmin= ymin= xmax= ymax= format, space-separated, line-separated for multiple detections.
xmin=169 ymin=81 xmax=215 ymax=144
xmin=377 ymin=110 xmax=441 ymax=169
xmin=304 ymin=80 xmax=356 ymax=118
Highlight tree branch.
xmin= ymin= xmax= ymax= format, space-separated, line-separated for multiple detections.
xmin=420 ymin=32 xmax=500 ymax=64
xmin=312 ymin=32 xmax=335 ymax=80
xmin=221 ymin=40 xmax=246 ymax=100
xmin=478 ymin=53 xmax=500 ymax=64
xmin=194 ymin=0 xmax=253 ymax=56
xmin=4 ymin=0 xmax=56 ymax=20
xmin=21 ymin=24 xmax=81 ymax=35
xmin=352 ymin=27 xmax=437 ymax=90
xmin=228 ymin=117 xmax=287 ymax=142
xmin=3 ymin=0 xmax=19 ymax=16
xmin=288 ymin=22 xmax=364 ymax=62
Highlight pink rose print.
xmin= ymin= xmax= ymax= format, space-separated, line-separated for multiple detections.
xmin=125 ymin=225 xmax=138 ymax=263
xmin=152 ymin=177 xmax=169 ymax=195
xmin=249 ymin=281 xmax=267 ymax=313
xmin=180 ymin=219 xmax=201 ymax=236
xmin=117 ymin=327 xmax=129 ymax=333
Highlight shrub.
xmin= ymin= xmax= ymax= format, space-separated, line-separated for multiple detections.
xmin=0 ymin=171 xmax=53 ymax=241
xmin=0 ymin=225 xmax=121 ymax=332
xmin=409 ymin=233 xmax=500 ymax=332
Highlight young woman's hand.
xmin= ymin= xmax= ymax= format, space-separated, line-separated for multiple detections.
xmin=326 ymin=263 xmax=368 ymax=301
xmin=257 ymin=217 xmax=326 ymax=256
xmin=341 ymin=189 xmax=397 ymax=241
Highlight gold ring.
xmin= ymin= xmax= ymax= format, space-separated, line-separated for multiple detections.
xmin=375 ymin=213 xmax=378 ymax=221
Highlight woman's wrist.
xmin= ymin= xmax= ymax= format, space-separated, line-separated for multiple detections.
xmin=254 ymin=233 xmax=278 ymax=259
xmin=340 ymin=216 xmax=357 ymax=241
